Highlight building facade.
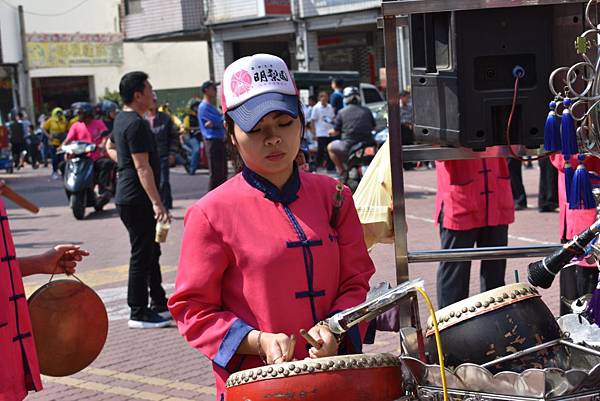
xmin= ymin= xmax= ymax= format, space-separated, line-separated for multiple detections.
xmin=207 ymin=0 xmax=388 ymax=89
xmin=119 ymin=0 xmax=411 ymax=103
xmin=0 ymin=0 xmax=210 ymax=119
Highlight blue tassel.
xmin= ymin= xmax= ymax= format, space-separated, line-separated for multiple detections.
xmin=569 ymin=155 xmax=596 ymax=209
xmin=544 ymin=101 xmax=561 ymax=152
xmin=565 ymin=161 xmax=574 ymax=204
xmin=561 ymin=98 xmax=579 ymax=157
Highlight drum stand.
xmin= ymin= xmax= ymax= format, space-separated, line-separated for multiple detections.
xmin=398 ymin=322 xmax=600 ymax=401
xmin=380 ymin=1 xmax=600 ymax=400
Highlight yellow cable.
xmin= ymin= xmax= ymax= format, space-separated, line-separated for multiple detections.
xmin=416 ymin=287 xmax=448 ymax=401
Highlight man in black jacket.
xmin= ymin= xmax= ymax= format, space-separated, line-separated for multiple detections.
xmin=146 ymin=92 xmax=179 ymax=210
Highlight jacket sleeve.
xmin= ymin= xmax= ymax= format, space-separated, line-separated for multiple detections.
xmin=168 ymin=205 xmax=254 ymax=370
xmin=330 ymin=185 xmax=376 ymax=351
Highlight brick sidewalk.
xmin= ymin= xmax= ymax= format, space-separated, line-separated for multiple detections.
xmin=16 ymin=163 xmax=562 ymax=400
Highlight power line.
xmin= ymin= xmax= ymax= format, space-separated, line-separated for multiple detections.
xmin=0 ymin=0 xmax=93 ymax=17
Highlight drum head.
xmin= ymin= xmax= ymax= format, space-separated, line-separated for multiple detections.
xmin=28 ymin=279 xmax=108 ymax=376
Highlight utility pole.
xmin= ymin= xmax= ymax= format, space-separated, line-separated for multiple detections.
xmin=17 ymin=5 xmax=33 ymax=119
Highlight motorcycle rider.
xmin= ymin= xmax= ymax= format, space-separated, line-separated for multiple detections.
xmin=327 ymin=87 xmax=376 ymax=175
xmin=96 ymin=100 xmax=119 ymax=133
xmin=63 ymin=103 xmax=115 ymax=204
xmin=43 ymin=108 xmax=68 ymax=176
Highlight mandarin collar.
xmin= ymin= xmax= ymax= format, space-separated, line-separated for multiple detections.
xmin=242 ymin=164 xmax=300 ymax=205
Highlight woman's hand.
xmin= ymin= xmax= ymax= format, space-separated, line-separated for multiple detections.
xmin=37 ymin=245 xmax=90 ymax=275
xmin=260 ymin=332 xmax=296 ymax=365
xmin=307 ymin=324 xmax=339 ymax=359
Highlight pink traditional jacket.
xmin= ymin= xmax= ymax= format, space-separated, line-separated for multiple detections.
xmin=169 ymin=166 xmax=375 ymax=400
xmin=0 ymin=200 xmax=42 ymax=401
xmin=550 ymin=154 xmax=600 ymax=242
xmin=435 ymin=159 xmax=515 ymax=231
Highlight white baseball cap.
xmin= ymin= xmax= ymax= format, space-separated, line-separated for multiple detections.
xmin=221 ymin=54 xmax=299 ymax=132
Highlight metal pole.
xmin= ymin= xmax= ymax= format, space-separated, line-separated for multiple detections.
xmin=384 ymin=15 xmax=409 ymax=285
xmin=17 ymin=6 xmax=33 ymax=118
xmin=407 ymin=245 xmax=561 ymax=263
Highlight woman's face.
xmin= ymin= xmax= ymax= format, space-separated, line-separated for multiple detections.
xmin=232 ymin=111 xmax=302 ymax=184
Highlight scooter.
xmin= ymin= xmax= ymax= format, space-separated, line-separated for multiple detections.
xmin=61 ymin=141 xmax=114 ymax=220
xmin=343 ymin=138 xmax=378 ymax=193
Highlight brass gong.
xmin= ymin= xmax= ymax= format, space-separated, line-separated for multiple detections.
xmin=28 ymin=279 xmax=108 ymax=376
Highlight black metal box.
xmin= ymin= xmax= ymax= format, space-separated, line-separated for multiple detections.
xmin=410 ymin=5 xmax=583 ymax=149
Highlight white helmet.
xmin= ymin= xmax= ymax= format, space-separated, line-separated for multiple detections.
xmin=342 ymin=86 xmax=360 ymax=105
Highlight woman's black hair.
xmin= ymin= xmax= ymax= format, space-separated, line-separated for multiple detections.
xmin=226 ymin=99 xmax=305 ymax=173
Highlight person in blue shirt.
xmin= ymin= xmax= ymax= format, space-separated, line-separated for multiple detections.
xmin=198 ymin=80 xmax=228 ymax=190
xmin=330 ymin=78 xmax=345 ymax=115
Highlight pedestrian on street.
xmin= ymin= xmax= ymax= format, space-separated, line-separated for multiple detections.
xmin=7 ymin=113 xmax=27 ymax=170
xmin=330 ymin=78 xmax=345 ymax=114
xmin=198 ymin=80 xmax=228 ymax=190
xmin=146 ymin=92 xmax=179 ymax=210
xmin=435 ymin=158 xmax=515 ymax=308
xmin=107 ymin=71 xmax=172 ymax=329
xmin=0 ymin=179 xmax=88 ymax=400
xmin=168 ymin=54 xmax=375 ymax=400
xmin=508 ymin=157 xmax=527 ymax=210
xmin=309 ymin=91 xmax=335 ymax=171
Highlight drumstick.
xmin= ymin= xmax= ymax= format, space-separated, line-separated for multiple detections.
xmin=300 ymin=329 xmax=323 ymax=350
xmin=1 ymin=184 xmax=39 ymax=214
xmin=285 ymin=334 xmax=296 ymax=361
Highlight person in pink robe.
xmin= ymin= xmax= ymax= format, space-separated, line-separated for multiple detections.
xmin=168 ymin=54 xmax=375 ymax=400
xmin=0 ymin=187 xmax=89 ymax=401
xmin=434 ymin=158 xmax=515 ymax=308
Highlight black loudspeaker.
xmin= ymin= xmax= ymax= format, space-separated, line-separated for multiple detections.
xmin=410 ymin=5 xmax=583 ymax=150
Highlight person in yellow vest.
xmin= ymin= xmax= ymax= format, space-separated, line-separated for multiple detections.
xmin=42 ymin=107 xmax=68 ymax=179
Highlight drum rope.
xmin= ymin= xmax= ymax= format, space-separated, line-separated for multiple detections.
xmin=416 ymin=287 xmax=448 ymax=401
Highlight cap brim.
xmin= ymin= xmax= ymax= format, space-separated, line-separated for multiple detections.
xmin=227 ymin=93 xmax=298 ymax=132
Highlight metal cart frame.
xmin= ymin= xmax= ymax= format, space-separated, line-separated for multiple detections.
xmin=381 ymin=0 xmax=593 ymax=285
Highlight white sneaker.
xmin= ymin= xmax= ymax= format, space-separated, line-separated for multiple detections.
xmin=128 ymin=310 xmax=171 ymax=329
xmin=51 ymin=172 xmax=61 ymax=180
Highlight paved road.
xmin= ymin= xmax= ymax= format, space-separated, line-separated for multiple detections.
xmin=3 ymin=162 xmax=562 ymax=400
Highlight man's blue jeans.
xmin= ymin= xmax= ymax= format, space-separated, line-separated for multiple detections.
xmin=186 ymin=136 xmax=202 ymax=174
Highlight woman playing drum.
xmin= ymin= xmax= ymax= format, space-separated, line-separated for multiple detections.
xmin=168 ymin=54 xmax=375 ymax=399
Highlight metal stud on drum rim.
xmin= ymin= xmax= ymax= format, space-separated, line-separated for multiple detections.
xmin=28 ymin=279 xmax=108 ymax=376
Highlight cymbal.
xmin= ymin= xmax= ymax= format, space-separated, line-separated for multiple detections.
xmin=28 ymin=279 xmax=108 ymax=377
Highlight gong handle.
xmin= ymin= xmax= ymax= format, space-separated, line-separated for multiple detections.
xmin=1 ymin=184 xmax=39 ymax=214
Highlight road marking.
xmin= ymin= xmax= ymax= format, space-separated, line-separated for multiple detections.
xmin=43 ymin=375 xmax=199 ymax=400
xmin=23 ymin=264 xmax=177 ymax=296
xmin=98 ymin=284 xmax=175 ymax=321
xmin=83 ymin=367 xmax=216 ymax=395
xmin=405 ymin=214 xmax=551 ymax=245
xmin=405 ymin=183 xmax=437 ymax=193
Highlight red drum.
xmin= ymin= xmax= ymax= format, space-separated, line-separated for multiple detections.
xmin=225 ymin=353 xmax=403 ymax=401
